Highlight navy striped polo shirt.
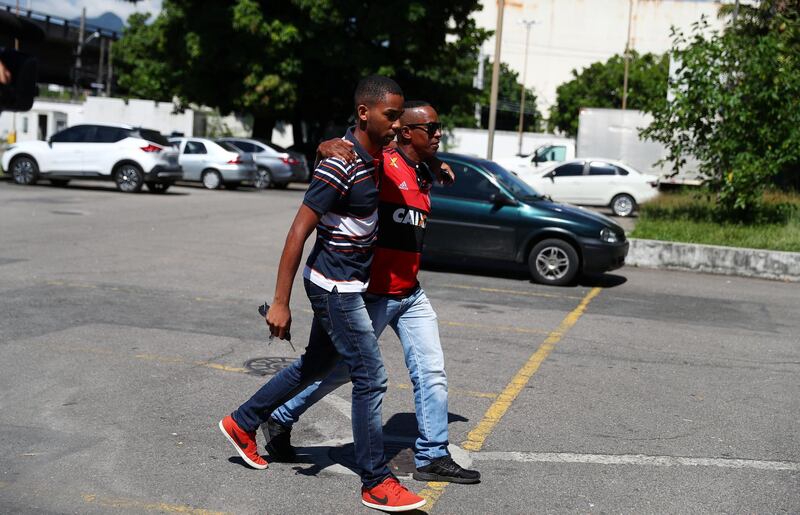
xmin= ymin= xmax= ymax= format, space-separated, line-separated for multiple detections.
xmin=302 ymin=127 xmax=380 ymax=292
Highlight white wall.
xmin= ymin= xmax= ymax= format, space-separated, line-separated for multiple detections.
xmin=473 ymin=0 xmax=730 ymax=112
xmin=0 ymin=96 xmax=286 ymax=143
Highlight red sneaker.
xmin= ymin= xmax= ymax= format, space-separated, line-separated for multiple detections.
xmin=218 ymin=415 xmax=268 ymax=470
xmin=361 ymin=476 xmax=426 ymax=512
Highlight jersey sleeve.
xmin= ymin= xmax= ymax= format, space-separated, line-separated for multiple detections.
xmin=303 ymin=158 xmax=352 ymax=215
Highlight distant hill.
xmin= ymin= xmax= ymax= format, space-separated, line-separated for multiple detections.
xmin=70 ymin=12 xmax=125 ymax=33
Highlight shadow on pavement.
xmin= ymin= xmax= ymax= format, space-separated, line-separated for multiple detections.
xmin=423 ymin=260 xmax=629 ymax=288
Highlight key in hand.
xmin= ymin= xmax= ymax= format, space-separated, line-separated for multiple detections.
xmin=258 ymin=302 xmax=295 ymax=351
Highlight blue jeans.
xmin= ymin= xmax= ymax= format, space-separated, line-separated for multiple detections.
xmin=272 ymin=287 xmax=449 ymax=468
xmin=232 ymin=280 xmax=390 ymax=487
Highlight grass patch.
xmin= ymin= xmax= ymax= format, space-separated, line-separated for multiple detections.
xmin=631 ymin=190 xmax=800 ymax=252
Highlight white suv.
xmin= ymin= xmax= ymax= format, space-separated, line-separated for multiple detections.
xmin=2 ymin=124 xmax=182 ymax=193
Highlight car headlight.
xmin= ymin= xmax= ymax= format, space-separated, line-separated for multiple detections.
xmin=600 ymin=227 xmax=618 ymax=243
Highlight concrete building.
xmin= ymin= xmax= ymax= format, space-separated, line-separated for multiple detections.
xmin=473 ymin=0 xmax=731 ymax=112
xmin=0 ymin=96 xmax=295 ymax=147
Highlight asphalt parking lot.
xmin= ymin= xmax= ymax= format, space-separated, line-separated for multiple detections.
xmin=1 ymin=180 xmax=798 ymax=514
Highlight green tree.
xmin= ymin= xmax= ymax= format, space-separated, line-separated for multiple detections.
xmin=641 ymin=8 xmax=800 ymax=219
xmin=114 ymin=12 xmax=176 ymax=102
xmin=114 ymin=1 xmax=489 ymax=144
xmin=548 ymin=51 xmax=669 ymax=137
xmin=466 ymin=58 xmax=542 ymax=132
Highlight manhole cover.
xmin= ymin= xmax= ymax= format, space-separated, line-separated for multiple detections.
xmin=329 ymin=440 xmax=417 ymax=477
xmin=243 ymin=356 xmax=296 ymax=376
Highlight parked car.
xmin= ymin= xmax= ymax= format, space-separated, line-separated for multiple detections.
xmin=426 ymin=153 xmax=628 ymax=285
xmin=516 ymin=158 xmax=660 ymax=217
xmin=168 ymin=137 xmax=257 ymax=190
xmin=2 ymin=124 xmax=181 ymax=193
xmin=217 ymin=137 xmax=309 ymax=189
xmin=495 ymin=142 xmax=576 ymax=173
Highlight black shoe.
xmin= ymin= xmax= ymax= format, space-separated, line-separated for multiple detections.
xmin=265 ymin=419 xmax=296 ymax=462
xmin=412 ymin=455 xmax=481 ymax=484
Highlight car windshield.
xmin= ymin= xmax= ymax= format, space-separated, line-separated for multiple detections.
xmin=137 ymin=129 xmax=171 ymax=146
xmin=217 ymin=141 xmax=241 ymax=153
xmin=264 ymin=142 xmax=288 ymax=153
xmin=481 ymin=160 xmax=542 ymax=199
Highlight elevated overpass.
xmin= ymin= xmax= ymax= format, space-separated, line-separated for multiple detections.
xmin=1 ymin=2 xmax=119 ymax=92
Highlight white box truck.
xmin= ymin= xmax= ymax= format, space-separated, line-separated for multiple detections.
xmin=577 ymin=108 xmax=702 ymax=186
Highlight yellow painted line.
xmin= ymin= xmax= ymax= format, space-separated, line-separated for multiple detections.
xmin=134 ymin=353 xmax=248 ymax=374
xmin=82 ymin=493 xmax=230 ymax=514
xmin=443 ymin=283 xmax=584 ymax=300
xmin=391 ymin=382 xmax=497 ymax=400
xmin=198 ymin=362 xmax=249 ymax=374
xmin=421 ymin=287 xmax=602 ymax=512
xmin=462 ymin=287 xmax=602 ymax=451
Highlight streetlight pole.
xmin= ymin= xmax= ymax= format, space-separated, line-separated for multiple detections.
xmin=517 ymin=19 xmax=536 ymax=156
xmin=487 ymin=0 xmax=506 ymax=160
xmin=622 ymin=0 xmax=634 ymax=110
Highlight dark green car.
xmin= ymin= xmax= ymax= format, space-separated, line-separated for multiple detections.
xmin=425 ymin=153 xmax=628 ymax=285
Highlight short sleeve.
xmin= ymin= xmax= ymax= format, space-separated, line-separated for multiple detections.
xmin=303 ymin=158 xmax=352 ymax=215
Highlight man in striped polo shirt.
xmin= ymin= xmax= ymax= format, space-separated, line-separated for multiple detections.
xmin=266 ymin=101 xmax=481 ymax=485
xmin=219 ymin=76 xmax=426 ymax=512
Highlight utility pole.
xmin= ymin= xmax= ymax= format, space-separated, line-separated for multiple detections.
xmin=98 ymin=38 xmax=105 ymax=96
xmin=517 ymin=19 xmax=536 ymax=156
xmin=11 ymin=0 xmax=19 ymax=143
xmin=621 ymin=0 xmax=634 ymax=110
xmin=487 ymin=0 xmax=506 ymax=160
xmin=106 ymin=40 xmax=114 ymax=96
xmin=474 ymin=49 xmax=486 ymax=126
xmin=73 ymin=7 xmax=86 ymax=98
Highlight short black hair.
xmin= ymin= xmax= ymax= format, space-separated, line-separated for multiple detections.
xmin=354 ymin=75 xmax=403 ymax=108
xmin=403 ymin=100 xmax=432 ymax=109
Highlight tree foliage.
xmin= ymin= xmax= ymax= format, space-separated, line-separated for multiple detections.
xmin=469 ymin=58 xmax=542 ymax=132
xmin=641 ymin=4 xmax=800 ymax=220
xmin=547 ymin=51 xmax=669 ymax=137
xmin=114 ymin=1 xmax=489 ymax=146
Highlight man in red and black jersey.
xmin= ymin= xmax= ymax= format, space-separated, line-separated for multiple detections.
xmin=267 ymin=101 xmax=481 ymax=485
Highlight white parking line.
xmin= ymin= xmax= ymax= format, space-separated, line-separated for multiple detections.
xmin=473 ymin=451 xmax=800 ymax=471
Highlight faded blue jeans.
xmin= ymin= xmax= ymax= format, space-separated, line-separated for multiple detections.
xmin=271 ymin=287 xmax=449 ymax=468
xmin=232 ymin=280 xmax=390 ymax=488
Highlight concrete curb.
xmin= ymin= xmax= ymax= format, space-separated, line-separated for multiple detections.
xmin=627 ymin=238 xmax=800 ymax=282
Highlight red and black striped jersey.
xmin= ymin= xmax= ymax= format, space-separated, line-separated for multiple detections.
xmin=368 ymin=147 xmax=431 ymax=296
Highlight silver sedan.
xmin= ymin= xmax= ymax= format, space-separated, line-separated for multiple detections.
xmin=217 ymin=137 xmax=309 ymax=189
xmin=168 ymin=137 xmax=257 ymax=190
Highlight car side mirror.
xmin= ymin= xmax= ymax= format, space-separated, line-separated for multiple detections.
xmin=490 ymin=192 xmax=518 ymax=207
xmin=545 ymin=172 xmax=555 ymax=182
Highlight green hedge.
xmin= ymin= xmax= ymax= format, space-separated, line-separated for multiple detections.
xmin=631 ymin=191 xmax=800 ymax=252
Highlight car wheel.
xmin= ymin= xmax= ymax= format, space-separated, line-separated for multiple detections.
xmin=254 ymin=167 xmax=273 ymax=190
xmin=146 ymin=182 xmax=170 ymax=193
xmin=10 ymin=156 xmax=39 ymax=185
xmin=114 ymin=163 xmax=144 ymax=193
xmin=50 ymin=179 xmax=70 ymax=187
xmin=528 ymin=239 xmax=580 ymax=286
xmin=201 ymin=169 xmax=223 ymax=190
xmin=273 ymin=182 xmax=289 ymax=190
xmin=225 ymin=181 xmax=241 ymax=190
xmin=611 ymin=194 xmax=636 ymax=217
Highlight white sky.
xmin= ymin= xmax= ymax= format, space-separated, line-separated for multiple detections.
xmin=21 ymin=0 xmax=163 ymax=23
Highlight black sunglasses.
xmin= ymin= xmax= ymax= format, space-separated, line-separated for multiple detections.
xmin=405 ymin=122 xmax=442 ymax=137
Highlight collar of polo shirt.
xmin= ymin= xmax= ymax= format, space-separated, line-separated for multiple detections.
xmin=344 ymin=126 xmax=381 ymax=164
